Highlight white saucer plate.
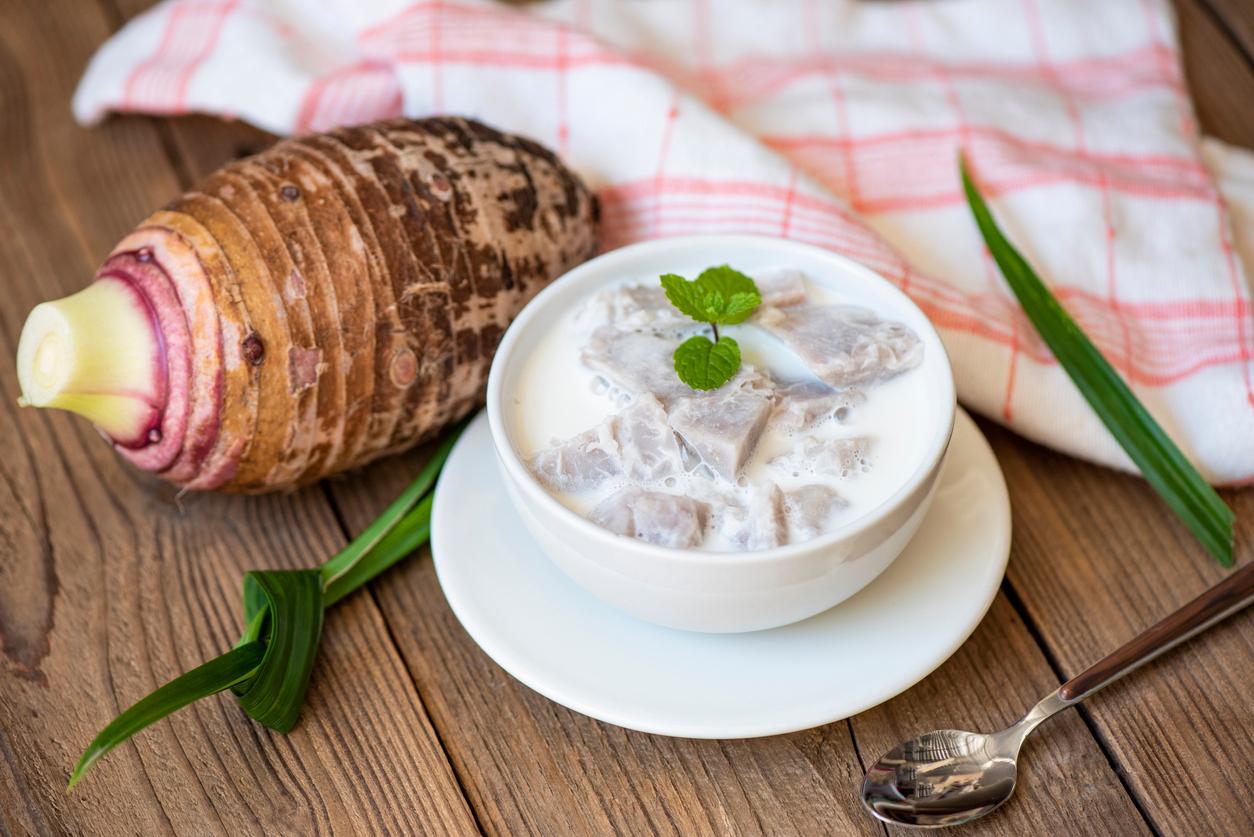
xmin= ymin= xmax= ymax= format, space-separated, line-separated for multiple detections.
xmin=432 ymin=408 xmax=1010 ymax=739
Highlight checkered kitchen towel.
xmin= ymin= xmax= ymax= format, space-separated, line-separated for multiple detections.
xmin=73 ymin=0 xmax=1254 ymax=484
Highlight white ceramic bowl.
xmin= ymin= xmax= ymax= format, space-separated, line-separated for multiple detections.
xmin=486 ymin=235 xmax=955 ymax=633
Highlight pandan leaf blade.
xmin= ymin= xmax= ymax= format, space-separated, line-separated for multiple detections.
xmin=319 ymin=425 xmax=463 ymax=593
xmin=323 ymin=495 xmax=433 ymax=608
xmin=68 ymin=642 xmax=265 ymax=790
xmin=959 ymin=154 xmax=1234 ymax=566
xmin=242 ymin=573 xmax=268 ymax=624
xmin=69 ymin=422 xmax=468 ymax=788
xmin=233 ymin=570 xmax=325 ymax=732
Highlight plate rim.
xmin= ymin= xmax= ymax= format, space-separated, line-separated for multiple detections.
xmin=432 ymin=407 xmax=1010 ymax=739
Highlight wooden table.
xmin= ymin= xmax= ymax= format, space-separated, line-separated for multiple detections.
xmin=1 ymin=2 xmax=1251 ymax=834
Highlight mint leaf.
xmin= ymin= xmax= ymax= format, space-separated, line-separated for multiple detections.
xmin=694 ymin=265 xmax=758 ymax=311
xmin=673 ymin=335 xmax=741 ymax=390
xmin=660 ymin=267 xmax=762 ymax=325
xmin=720 ymin=291 xmax=761 ymax=325
xmin=699 ymin=290 xmax=727 ymax=320
xmin=660 ymin=273 xmax=713 ymax=321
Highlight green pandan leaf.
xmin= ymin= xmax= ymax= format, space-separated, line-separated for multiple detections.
xmin=68 ymin=642 xmax=265 ymax=790
xmin=233 ymin=569 xmax=325 ymax=733
xmin=242 ymin=572 xmax=268 ymax=625
xmin=960 ymin=153 xmax=1233 ymax=566
xmin=323 ymin=494 xmax=433 ymax=607
xmin=68 ymin=423 xmax=468 ymax=789
xmin=319 ymin=427 xmax=459 ymax=593
xmin=673 ymin=335 xmax=741 ymax=391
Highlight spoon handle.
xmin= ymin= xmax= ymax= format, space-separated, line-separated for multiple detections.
xmin=1058 ymin=562 xmax=1254 ymax=701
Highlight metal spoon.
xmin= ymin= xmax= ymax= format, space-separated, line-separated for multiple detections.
xmin=861 ymin=561 xmax=1254 ymax=828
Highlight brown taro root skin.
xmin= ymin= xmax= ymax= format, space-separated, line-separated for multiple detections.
xmin=111 ymin=117 xmax=598 ymax=492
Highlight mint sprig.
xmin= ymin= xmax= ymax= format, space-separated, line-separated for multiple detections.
xmin=661 ymin=265 xmax=761 ymax=390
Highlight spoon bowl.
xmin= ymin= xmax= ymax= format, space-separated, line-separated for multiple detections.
xmin=861 ymin=728 xmax=1023 ymax=828
xmin=861 ymin=561 xmax=1253 ymax=828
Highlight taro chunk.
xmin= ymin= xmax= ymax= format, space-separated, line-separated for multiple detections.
xmin=611 ymin=395 xmax=683 ymax=482
xmin=772 ymin=382 xmax=866 ymax=431
xmin=589 ymin=487 xmax=709 ymax=549
xmin=575 ymin=285 xmax=689 ymax=334
xmin=784 ymin=484 xmax=847 ymax=541
xmin=529 ymin=394 xmax=680 ymax=491
xmin=771 ymin=435 xmax=872 ymax=479
xmin=669 ymin=388 xmax=773 ymax=481
xmin=529 ymin=423 xmax=621 ymax=492
xmin=581 ymin=326 xmax=693 ymax=403
xmin=754 ymin=269 xmax=808 ymax=308
xmin=755 ymin=304 xmax=922 ymax=387
xmin=724 ymin=483 xmax=788 ymax=550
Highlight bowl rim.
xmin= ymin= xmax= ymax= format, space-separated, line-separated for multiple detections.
xmin=485 ymin=234 xmax=957 ymax=566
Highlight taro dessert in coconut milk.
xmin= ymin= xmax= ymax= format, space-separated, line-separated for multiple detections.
xmin=514 ymin=266 xmax=932 ymax=551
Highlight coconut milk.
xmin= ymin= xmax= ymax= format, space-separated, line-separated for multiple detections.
xmin=513 ymin=269 xmax=935 ymax=551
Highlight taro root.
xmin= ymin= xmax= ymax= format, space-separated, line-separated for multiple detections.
xmin=16 ymin=117 xmax=598 ymax=492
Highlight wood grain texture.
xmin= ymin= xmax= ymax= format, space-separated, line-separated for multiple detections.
xmin=850 ymin=595 xmax=1150 ymax=836
xmin=0 ymin=2 xmax=475 ymax=834
xmin=2 ymin=0 xmax=1253 ymax=835
xmin=1176 ymin=0 xmax=1254 ymax=148
xmin=330 ymin=448 xmax=880 ymax=837
xmin=982 ymin=6 xmax=1254 ymax=834
xmin=320 ymin=443 xmax=1145 ymax=837
xmin=985 ymin=419 xmax=1254 ymax=837
xmin=1058 ymin=561 xmax=1254 ymax=701
xmin=1196 ymin=0 xmax=1254 ymax=67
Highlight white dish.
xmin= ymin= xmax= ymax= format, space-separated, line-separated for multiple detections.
xmin=432 ymin=407 xmax=1010 ymax=739
xmin=485 ymin=235 xmax=956 ymax=632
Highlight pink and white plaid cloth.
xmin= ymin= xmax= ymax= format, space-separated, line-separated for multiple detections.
xmin=74 ymin=0 xmax=1254 ymax=484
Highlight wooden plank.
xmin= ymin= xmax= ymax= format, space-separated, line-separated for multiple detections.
xmin=986 ymin=420 xmax=1254 ymax=837
xmin=1195 ymin=0 xmax=1254 ymax=65
xmin=157 ymin=116 xmax=280 ymax=184
xmin=0 ymin=2 xmax=476 ymax=834
xmin=987 ymin=7 xmax=1254 ymax=834
xmin=141 ymin=116 xmax=277 ymax=185
xmin=85 ymin=1 xmax=1254 ymax=834
xmin=849 ymin=594 xmax=1150 ymax=836
xmin=321 ymin=439 xmax=1144 ymax=836
xmin=1175 ymin=0 xmax=1254 ymax=148
xmin=328 ymin=448 xmax=881 ymax=837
